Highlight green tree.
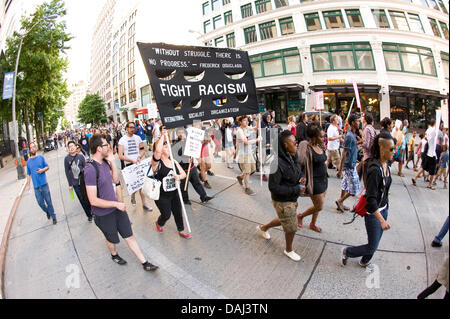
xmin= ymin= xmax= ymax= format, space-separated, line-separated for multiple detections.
xmin=0 ymin=0 xmax=72 ymax=146
xmin=60 ymin=117 xmax=70 ymax=130
xmin=77 ymin=93 xmax=107 ymax=125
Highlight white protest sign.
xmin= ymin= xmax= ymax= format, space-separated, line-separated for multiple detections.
xmin=121 ymin=158 xmax=152 ymax=195
xmin=314 ymin=91 xmax=324 ymax=111
xmin=184 ymin=127 xmax=205 ymax=159
xmin=352 ymin=79 xmax=361 ymax=109
xmin=148 ymin=103 xmax=158 ymax=119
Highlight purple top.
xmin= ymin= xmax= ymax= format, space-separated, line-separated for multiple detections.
xmin=84 ymin=160 xmax=118 ymax=216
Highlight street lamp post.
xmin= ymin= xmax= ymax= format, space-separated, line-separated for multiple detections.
xmin=11 ymin=16 xmax=57 ymax=180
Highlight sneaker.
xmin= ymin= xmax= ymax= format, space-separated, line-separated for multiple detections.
xmin=155 ymin=221 xmax=163 ymax=233
xmin=236 ymin=176 xmax=243 ymax=186
xmin=201 ymin=196 xmax=214 ymax=203
xmin=131 ymin=197 xmax=136 ymax=206
xmin=46 ymin=213 xmax=50 ymax=220
xmin=204 ymin=181 xmax=212 ymax=189
xmin=143 ymin=205 xmax=153 ymax=212
xmin=184 ymin=200 xmax=192 ymax=205
xmin=207 ymin=170 xmax=215 ymax=176
xmin=256 ymin=225 xmax=270 ymax=240
xmin=431 ymin=241 xmax=442 ymax=248
xmin=284 ymin=250 xmax=301 ymax=262
xmin=341 ymin=247 xmax=348 ymax=266
xmin=111 ymin=254 xmax=127 ymax=265
xmin=245 ymin=188 xmax=256 ymax=196
xmin=88 ymin=216 xmax=93 ymax=223
xmin=142 ymin=261 xmax=158 ymax=271
xmin=53 ymin=218 xmax=57 ymax=225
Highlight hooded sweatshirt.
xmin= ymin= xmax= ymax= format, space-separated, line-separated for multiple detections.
xmin=268 ymin=135 xmax=304 ymax=202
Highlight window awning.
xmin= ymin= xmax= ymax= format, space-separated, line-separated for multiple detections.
xmin=389 ymin=86 xmax=447 ymax=99
xmin=256 ymin=84 xmax=304 ymax=94
xmin=309 ymin=84 xmax=381 ymax=94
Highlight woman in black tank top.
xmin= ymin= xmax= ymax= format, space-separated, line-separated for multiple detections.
xmin=151 ymin=128 xmax=189 ymax=239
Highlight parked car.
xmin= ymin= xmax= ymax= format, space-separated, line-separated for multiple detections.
xmin=44 ymin=138 xmax=55 ymax=152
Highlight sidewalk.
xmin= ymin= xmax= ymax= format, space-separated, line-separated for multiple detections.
xmin=0 ymin=160 xmax=27 ymax=298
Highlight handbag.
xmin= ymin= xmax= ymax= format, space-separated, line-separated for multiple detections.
xmin=142 ymin=162 xmax=161 ymax=201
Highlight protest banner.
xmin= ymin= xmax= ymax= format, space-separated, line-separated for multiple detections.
xmin=184 ymin=127 xmax=205 ymax=159
xmin=2 ymin=72 xmax=14 ymax=100
xmin=121 ymin=158 xmax=152 ymax=195
xmin=314 ymin=91 xmax=324 ymax=126
xmin=137 ymin=42 xmax=259 ymax=128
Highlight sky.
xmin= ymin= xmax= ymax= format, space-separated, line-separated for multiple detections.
xmin=64 ymin=0 xmax=201 ymax=85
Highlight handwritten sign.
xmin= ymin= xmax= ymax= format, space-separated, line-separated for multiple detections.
xmin=184 ymin=127 xmax=205 ymax=158
xmin=148 ymin=103 xmax=158 ymax=119
xmin=121 ymin=158 xmax=152 ymax=195
xmin=314 ymin=91 xmax=324 ymax=111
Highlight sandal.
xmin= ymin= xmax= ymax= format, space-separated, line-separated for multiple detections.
xmin=309 ymin=224 xmax=322 ymax=233
xmin=297 ymin=214 xmax=303 ymax=228
xmin=335 ymin=201 xmax=344 ymax=213
xmin=427 ymin=185 xmax=436 ymax=190
xmin=411 ymin=178 xmax=416 ymax=186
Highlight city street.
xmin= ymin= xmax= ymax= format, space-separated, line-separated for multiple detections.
xmin=2 ymin=146 xmax=448 ymax=299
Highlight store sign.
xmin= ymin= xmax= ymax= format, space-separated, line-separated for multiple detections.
xmin=135 ymin=108 xmax=148 ymax=116
xmin=314 ymin=91 xmax=324 ymax=111
xmin=326 ymin=79 xmax=346 ymax=85
xmin=137 ymin=42 xmax=258 ymax=129
xmin=2 ymin=72 xmax=14 ymax=100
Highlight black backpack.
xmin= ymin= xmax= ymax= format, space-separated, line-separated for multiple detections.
xmin=79 ymin=160 xmax=107 ymax=205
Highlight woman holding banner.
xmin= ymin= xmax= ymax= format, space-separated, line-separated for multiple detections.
xmin=151 ymin=127 xmax=190 ymax=239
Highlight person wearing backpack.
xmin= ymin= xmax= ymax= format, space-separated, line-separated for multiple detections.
xmin=341 ymin=132 xmax=394 ymax=269
xmin=84 ymin=134 xmax=158 ymax=272
xmin=64 ymin=141 xmax=92 ymax=222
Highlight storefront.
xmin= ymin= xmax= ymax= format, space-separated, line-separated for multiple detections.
xmin=256 ymin=85 xmax=305 ymax=123
xmin=389 ymin=86 xmax=447 ymax=130
xmin=310 ymin=84 xmax=381 ymax=122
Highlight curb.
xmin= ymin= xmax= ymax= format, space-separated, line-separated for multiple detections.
xmin=0 ymin=181 xmax=27 ymax=299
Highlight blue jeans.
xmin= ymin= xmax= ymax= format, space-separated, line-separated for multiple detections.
xmin=34 ymin=184 xmax=56 ymax=220
xmin=73 ymin=185 xmax=92 ymax=218
xmin=346 ymin=208 xmax=388 ymax=265
xmin=434 ymin=216 xmax=449 ymax=244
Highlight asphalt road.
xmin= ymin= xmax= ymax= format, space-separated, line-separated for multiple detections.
xmin=3 ymin=147 xmax=449 ymax=299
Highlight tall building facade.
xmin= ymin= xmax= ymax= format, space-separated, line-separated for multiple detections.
xmin=64 ymin=80 xmax=88 ymax=127
xmin=199 ymin=0 xmax=449 ymax=128
xmin=89 ymin=0 xmax=115 ymax=121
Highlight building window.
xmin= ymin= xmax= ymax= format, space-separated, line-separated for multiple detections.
xmin=439 ymin=21 xmax=449 ymax=39
xmin=279 ymin=17 xmax=295 ymax=35
xmin=428 ymin=0 xmax=442 ymax=11
xmin=141 ymin=85 xmax=151 ymax=107
xmin=311 ymin=42 xmax=375 ymax=72
xmin=275 ymin=0 xmax=289 ymax=8
xmin=128 ymin=62 xmax=135 ymax=74
xmin=224 ymin=11 xmax=233 ymax=25
xmin=241 ymin=3 xmax=253 ymax=18
xmin=383 ymin=43 xmax=437 ymax=76
xmin=418 ymin=0 xmax=430 ymax=7
xmin=213 ymin=15 xmax=223 ymax=29
xmin=259 ymin=21 xmax=277 ymax=40
xmin=215 ymin=37 xmax=225 ymax=47
xmin=128 ymin=48 xmax=135 ymax=62
xmin=408 ymin=13 xmax=424 ymax=33
xmin=121 ymin=95 xmax=127 ymax=106
xmin=255 ymin=0 xmax=272 ymax=14
xmin=212 ymin=0 xmax=220 ymax=11
xmin=244 ymin=26 xmax=257 ymax=44
xmin=323 ymin=10 xmax=345 ymax=29
xmin=226 ymin=33 xmax=235 ymax=48
xmin=120 ymin=82 xmax=126 ymax=94
xmin=304 ymin=12 xmax=322 ymax=31
xmin=441 ymin=52 xmax=449 ymax=79
xmin=223 ymin=0 xmax=231 ymax=5
xmin=346 ymin=9 xmax=364 ymax=28
xmin=372 ymin=9 xmax=390 ymax=28
xmin=438 ymin=0 xmax=448 ymax=14
xmin=204 ymin=20 xmax=212 ymax=33
xmin=429 ymin=18 xmax=442 ymax=37
xmin=129 ymin=90 xmax=137 ymax=103
xmin=250 ymin=48 xmax=301 ymax=78
xmin=128 ymin=23 xmax=135 ymax=37
xmin=202 ymin=1 xmax=210 ymax=15
xmin=128 ymin=76 xmax=135 ymax=89
xmin=128 ymin=34 xmax=135 ymax=49
xmin=389 ymin=11 xmax=410 ymax=31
